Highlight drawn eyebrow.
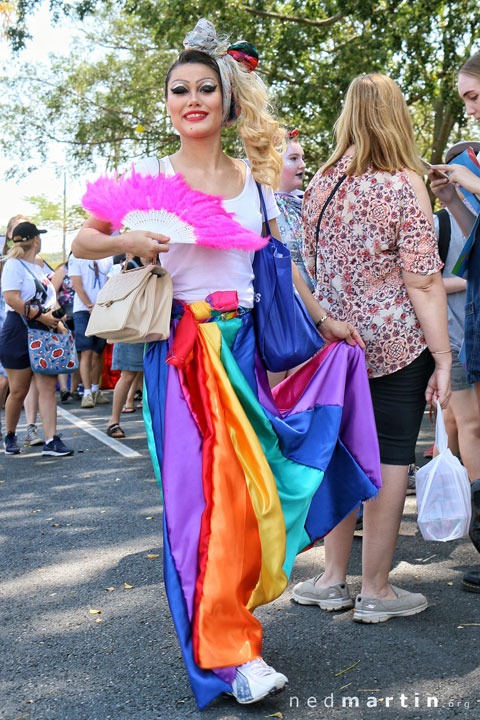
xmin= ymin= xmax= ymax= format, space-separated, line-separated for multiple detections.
xmin=170 ymin=77 xmax=217 ymax=85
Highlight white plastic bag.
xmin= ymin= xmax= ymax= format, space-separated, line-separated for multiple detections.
xmin=416 ymin=401 xmax=471 ymax=541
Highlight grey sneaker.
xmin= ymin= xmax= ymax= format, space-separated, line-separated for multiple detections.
xmin=406 ymin=464 xmax=417 ymax=495
xmin=292 ymin=574 xmax=353 ymax=611
xmin=354 ymin=584 xmax=428 ymax=624
xmin=81 ymin=393 xmax=95 ymax=409
xmin=24 ymin=423 xmax=43 ymax=447
xmin=92 ymin=389 xmax=109 ymax=404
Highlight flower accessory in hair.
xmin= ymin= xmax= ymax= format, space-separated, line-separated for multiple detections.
xmin=81 ymin=167 xmax=268 ymax=252
xmin=183 ymin=18 xmax=260 ymax=126
xmin=227 ymin=41 xmax=258 ymax=72
xmin=288 ymin=129 xmax=299 ymax=138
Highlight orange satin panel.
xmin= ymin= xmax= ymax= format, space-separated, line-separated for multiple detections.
xmin=191 ymin=319 xmax=263 ymax=669
xmin=189 ymin=305 xmax=287 ymax=668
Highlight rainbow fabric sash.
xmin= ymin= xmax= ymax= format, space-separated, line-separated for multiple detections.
xmin=142 ymin=299 xmax=381 ymax=709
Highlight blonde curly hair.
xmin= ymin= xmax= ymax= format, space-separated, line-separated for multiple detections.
xmin=225 ymin=54 xmax=285 ymax=188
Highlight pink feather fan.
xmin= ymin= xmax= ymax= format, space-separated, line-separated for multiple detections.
xmin=81 ymin=167 xmax=268 ymax=251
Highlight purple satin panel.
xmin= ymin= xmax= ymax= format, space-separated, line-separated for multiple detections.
xmin=273 ymin=342 xmax=381 ymax=488
xmin=272 ymin=343 xmax=341 ymax=414
xmin=163 ymin=363 xmax=205 ymax=620
xmin=212 ymin=665 xmax=236 ymax=684
xmin=337 ymin=344 xmax=382 ymax=488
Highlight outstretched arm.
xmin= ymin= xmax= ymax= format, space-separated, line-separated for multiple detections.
xmin=72 ymin=216 xmax=170 ymax=261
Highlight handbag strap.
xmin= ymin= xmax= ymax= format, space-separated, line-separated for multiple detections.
xmin=314 ymin=173 xmax=347 ymax=281
xmin=255 ymin=181 xmax=272 ymax=239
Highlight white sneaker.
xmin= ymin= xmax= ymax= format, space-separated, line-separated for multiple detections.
xmin=230 ymin=658 xmax=288 ymax=704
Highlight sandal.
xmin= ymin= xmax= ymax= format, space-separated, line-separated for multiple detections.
xmin=136 ymin=401 xmax=143 ymax=409
xmin=121 ymin=405 xmax=136 ymax=414
xmin=134 ymin=390 xmax=143 ymax=402
xmin=106 ymin=423 xmax=125 ymax=439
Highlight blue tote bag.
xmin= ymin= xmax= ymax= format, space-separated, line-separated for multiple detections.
xmin=252 ymin=183 xmax=324 ymax=372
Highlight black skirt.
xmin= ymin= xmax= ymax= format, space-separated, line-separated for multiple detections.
xmin=369 ymin=348 xmax=434 ymax=466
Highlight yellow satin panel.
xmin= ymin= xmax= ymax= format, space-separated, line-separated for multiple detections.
xmin=198 ymin=321 xmax=288 ymax=610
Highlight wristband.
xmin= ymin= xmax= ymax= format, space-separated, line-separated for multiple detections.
xmin=315 ymin=314 xmax=329 ymax=329
xmin=430 ymin=350 xmax=451 ymax=355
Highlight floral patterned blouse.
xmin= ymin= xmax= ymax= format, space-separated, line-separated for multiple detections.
xmin=302 ymin=155 xmax=442 ymax=378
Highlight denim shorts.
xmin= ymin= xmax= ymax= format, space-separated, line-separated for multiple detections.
xmin=73 ymin=311 xmax=107 ymax=354
xmin=0 ymin=311 xmax=46 ymax=370
xmin=464 ymin=231 xmax=480 ymax=384
xmin=112 ymin=342 xmax=145 ymax=372
xmin=451 ymin=348 xmax=471 ymax=392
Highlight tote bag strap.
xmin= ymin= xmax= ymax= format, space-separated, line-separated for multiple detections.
xmin=314 ymin=173 xmax=347 ymax=281
xmin=18 ymin=259 xmax=49 ymax=307
xmin=255 ymin=181 xmax=272 ymax=239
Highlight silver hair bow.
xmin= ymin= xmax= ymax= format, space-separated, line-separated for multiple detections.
xmin=183 ymin=18 xmax=235 ymax=126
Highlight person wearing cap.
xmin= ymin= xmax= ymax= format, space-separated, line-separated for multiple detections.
xmin=429 ymin=53 xmax=480 ymax=594
xmin=0 ymin=221 xmax=73 ymax=456
xmin=3 ymin=214 xmax=45 ymax=448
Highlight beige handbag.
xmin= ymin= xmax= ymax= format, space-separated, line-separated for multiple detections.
xmin=85 ymin=262 xmax=173 ymax=344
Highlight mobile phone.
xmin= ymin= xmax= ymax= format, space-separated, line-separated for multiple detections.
xmin=421 ymin=159 xmax=449 ymax=180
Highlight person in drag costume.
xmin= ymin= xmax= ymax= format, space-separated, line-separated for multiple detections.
xmin=72 ymin=19 xmax=381 ymax=710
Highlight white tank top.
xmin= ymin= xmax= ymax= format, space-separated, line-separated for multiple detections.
xmin=134 ymin=156 xmax=279 ymax=307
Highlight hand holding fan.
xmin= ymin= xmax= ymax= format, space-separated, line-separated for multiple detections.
xmin=81 ymin=167 xmax=268 ymax=252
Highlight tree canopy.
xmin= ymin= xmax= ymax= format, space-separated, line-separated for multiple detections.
xmin=3 ymin=0 xmax=480 ymax=181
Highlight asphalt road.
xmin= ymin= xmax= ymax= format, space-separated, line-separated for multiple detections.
xmin=1 ymin=394 xmax=479 ymax=720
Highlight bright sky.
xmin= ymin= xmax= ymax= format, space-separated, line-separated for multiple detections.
xmin=0 ymin=2 xmax=88 ymax=253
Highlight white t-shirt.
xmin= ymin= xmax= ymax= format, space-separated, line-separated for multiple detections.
xmin=1 ymin=258 xmax=56 ymax=313
xmin=134 ymin=156 xmax=279 ymax=308
xmin=69 ymin=256 xmax=113 ymax=312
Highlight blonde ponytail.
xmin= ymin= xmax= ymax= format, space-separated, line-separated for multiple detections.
xmin=0 ymin=237 xmax=35 ymax=262
xmin=226 ymin=56 xmax=285 ymax=188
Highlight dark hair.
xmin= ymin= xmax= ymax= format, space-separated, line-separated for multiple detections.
xmin=164 ymin=49 xmax=222 ymax=97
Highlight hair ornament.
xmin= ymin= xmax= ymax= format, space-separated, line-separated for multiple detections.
xmin=288 ymin=129 xmax=299 ymax=138
xmin=182 ymin=18 xmax=261 ymax=127
xmin=227 ymin=42 xmax=259 ymax=72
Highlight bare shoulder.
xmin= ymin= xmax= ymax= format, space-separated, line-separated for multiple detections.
xmin=230 ymin=156 xmax=247 ymax=180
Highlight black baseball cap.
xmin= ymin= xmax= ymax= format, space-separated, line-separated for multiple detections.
xmin=11 ymin=221 xmax=47 ymax=242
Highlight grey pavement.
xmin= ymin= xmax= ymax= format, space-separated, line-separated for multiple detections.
xmin=1 ymin=395 xmax=479 ymax=720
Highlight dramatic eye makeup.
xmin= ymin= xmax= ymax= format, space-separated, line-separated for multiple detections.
xmin=169 ymin=80 xmax=218 ymax=95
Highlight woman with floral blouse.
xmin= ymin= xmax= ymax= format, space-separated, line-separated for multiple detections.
xmin=295 ymin=74 xmax=451 ymax=624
